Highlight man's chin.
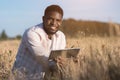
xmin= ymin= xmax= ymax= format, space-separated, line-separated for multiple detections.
xmin=49 ymin=30 xmax=57 ymax=35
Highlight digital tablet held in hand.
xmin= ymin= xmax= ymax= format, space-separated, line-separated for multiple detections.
xmin=49 ymin=48 xmax=80 ymax=60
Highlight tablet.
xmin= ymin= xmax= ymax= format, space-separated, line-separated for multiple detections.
xmin=49 ymin=48 xmax=80 ymax=60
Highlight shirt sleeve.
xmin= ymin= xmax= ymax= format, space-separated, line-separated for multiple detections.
xmin=62 ymin=32 xmax=66 ymax=49
xmin=58 ymin=31 xmax=66 ymax=49
xmin=23 ymin=29 xmax=50 ymax=68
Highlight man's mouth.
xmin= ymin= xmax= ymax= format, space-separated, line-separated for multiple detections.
xmin=50 ymin=26 xmax=57 ymax=31
xmin=51 ymin=26 xmax=56 ymax=29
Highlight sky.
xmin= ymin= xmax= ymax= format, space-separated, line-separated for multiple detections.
xmin=0 ymin=0 xmax=120 ymax=37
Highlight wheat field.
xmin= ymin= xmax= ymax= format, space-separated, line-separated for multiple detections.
xmin=0 ymin=37 xmax=120 ymax=80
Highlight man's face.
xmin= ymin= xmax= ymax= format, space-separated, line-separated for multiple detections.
xmin=43 ymin=11 xmax=62 ymax=35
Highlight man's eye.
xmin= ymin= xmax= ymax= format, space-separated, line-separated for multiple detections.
xmin=46 ymin=18 xmax=52 ymax=20
xmin=57 ymin=19 xmax=61 ymax=22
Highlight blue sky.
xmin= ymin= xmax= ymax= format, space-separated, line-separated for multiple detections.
xmin=0 ymin=0 xmax=120 ymax=37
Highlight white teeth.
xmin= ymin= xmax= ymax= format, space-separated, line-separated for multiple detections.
xmin=51 ymin=27 xmax=56 ymax=30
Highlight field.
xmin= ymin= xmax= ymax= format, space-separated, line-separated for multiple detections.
xmin=0 ymin=37 xmax=120 ymax=80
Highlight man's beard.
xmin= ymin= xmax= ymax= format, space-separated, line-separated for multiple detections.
xmin=43 ymin=26 xmax=58 ymax=35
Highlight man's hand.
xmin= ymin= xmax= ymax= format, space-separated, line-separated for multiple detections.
xmin=54 ymin=56 xmax=67 ymax=67
xmin=48 ymin=56 xmax=67 ymax=73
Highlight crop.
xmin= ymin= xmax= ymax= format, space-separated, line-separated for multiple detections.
xmin=0 ymin=37 xmax=120 ymax=80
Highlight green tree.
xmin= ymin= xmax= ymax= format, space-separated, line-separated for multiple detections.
xmin=0 ymin=30 xmax=8 ymax=40
xmin=16 ymin=35 xmax=22 ymax=40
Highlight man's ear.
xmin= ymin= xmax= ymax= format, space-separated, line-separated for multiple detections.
xmin=42 ymin=16 xmax=45 ymax=21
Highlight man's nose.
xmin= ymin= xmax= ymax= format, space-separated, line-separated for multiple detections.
xmin=51 ymin=19 xmax=57 ymax=25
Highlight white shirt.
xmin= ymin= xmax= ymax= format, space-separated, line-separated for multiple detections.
xmin=12 ymin=23 xmax=66 ymax=79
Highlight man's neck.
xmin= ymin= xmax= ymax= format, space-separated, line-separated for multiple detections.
xmin=48 ymin=34 xmax=53 ymax=40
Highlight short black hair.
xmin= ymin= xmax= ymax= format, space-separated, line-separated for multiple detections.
xmin=44 ymin=5 xmax=63 ymax=17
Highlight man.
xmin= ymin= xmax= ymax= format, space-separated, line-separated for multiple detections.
xmin=12 ymin=4 xmax=66 ymax=80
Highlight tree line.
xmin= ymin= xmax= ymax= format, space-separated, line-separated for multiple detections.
xmin=0 ymin=19 xmax=120 ymax=40
xmin=61 ymin=19 xmax=120 ymax=38
xmin=0 ymin=30 xmax=22 ymax=40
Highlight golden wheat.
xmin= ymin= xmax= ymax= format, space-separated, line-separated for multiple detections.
xmin=0 ymin=40 xmax=20 ymax=80
xmin=0 ymin=37 xmax=120 ymax=80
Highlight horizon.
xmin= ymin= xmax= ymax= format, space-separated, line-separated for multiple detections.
xmin=0 ymin=0 xmax=120 ymax=37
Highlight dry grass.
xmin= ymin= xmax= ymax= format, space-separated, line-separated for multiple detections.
xmin=0 ymin=40 xmax=20 ymax=80
xmin=65 ymin=37 xmax=120 ymax=80
xmin=0 ymin=37 xmax=120 ymax=80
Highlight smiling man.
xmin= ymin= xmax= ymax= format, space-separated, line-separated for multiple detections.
xmin=12 ymin=5 xmax=66 ymax=80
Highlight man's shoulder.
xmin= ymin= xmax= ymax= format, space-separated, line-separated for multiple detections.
xmin=28 ymin=23 xmax=43 ymax=31
xmin=25 ymin=23 xmax=44 ymax=34
xmin=23 ymin=23 xmax=45 ymax=37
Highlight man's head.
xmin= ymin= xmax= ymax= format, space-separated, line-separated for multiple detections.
xmin=43 ymin=5 xmax=63 ymax=36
